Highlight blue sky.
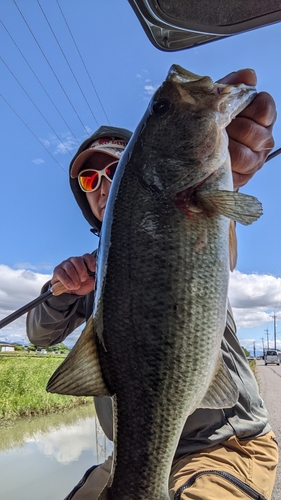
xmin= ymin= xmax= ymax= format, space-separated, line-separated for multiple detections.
xmin=1 ymin=0 xmax=281 ymax=353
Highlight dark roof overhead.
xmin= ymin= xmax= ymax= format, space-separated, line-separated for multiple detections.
xmin=128 ymin=0 xmax=281 ymax=51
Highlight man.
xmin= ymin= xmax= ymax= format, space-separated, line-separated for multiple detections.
xmin=27 ymin=69 xmax=278 ymax=499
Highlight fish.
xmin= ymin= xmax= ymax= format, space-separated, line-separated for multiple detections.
xmin=47 ymin=65 xmax=262 ymax=500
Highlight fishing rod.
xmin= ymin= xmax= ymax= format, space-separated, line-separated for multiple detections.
xmin=0 ymin=147 xmax=280 ymax=331
xmin=265 ymin=147 xmax=281 ymax=163
xmin=0 ymin=271 xmax=95 ymax=330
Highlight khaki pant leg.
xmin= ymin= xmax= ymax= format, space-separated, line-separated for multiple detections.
xmin=64 ymin=456 xmax=112 ymax=500
xmin=169 ymin=431 xmax=278 ymax=500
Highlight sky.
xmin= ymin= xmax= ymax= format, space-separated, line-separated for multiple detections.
xmin=0 ymin=0 xmax=281 ymax=354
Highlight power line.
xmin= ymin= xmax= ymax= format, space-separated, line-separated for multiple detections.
xmin=0 ymin=94 xmax=67 ymax=173
xmin=0 ymin=20 xmax=80 ymax=145
xmin=12 ymin=0 xmax=90 ymax=136
xmin=1 ymin=55 xmax=74 ymax=157
xmin=36 ymin=0 xmax=99 ymax=127
xmin=264 ymin=329 xmax=270 ymax=349
xmin=56 ymin=0 xmax=110 ymax=125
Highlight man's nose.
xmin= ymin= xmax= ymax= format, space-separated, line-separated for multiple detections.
xmin=100 ymin=176 xmax=110 ymax=196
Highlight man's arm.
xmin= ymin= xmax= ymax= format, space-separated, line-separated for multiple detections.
xmin=26 ymin=284 xmax=88 ymax=346
xmin=26 ymin=253 xmax=96 ymax=346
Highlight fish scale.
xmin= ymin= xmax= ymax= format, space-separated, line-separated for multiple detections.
xmin=93 ymin=170 xmax=231 ymax=498
xmin=47 ymin=65 xmax=262 ymax=499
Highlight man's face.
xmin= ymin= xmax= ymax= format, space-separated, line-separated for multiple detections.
xmin=82 ymin=152 xmax=115 ymax=222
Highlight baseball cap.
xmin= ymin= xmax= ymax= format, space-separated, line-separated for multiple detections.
xmin=70 ymin=137 xmax=127 ymax=178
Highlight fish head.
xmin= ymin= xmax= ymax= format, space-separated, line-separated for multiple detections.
xmin=135 ymin=65 xmax=256 ymax=195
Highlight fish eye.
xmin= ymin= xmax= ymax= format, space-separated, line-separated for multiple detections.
xmin=152 ymin=98 xmax=171 ymax=116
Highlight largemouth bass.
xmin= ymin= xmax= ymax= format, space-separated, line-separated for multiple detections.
xmin=47 ymin=65 xmax=262 ymax=500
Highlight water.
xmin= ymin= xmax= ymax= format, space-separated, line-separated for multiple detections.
xmin=0 ymin=405 xmax=113 ymax=500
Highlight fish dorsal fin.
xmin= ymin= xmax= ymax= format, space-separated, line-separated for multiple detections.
xmin=46 ymin=316 xmax=111 ymax=397
xmin=197 ymin=190 xmax=263 ymax=225
xmin=198 ymin=355 xmax=239 ymax=409
xmin=229 ymin=220 xmax=237 ymax=272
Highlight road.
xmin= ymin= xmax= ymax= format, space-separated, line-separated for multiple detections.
xmin=256 ymin=360 xmax=281 ymax=500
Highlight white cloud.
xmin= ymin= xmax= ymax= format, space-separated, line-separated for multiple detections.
xmin=136 ymin=69 xmax=159 ymax=98
xmin=40 ymin=138 xmax=51 ymax=148
xmin=54 ymin=138 xmax=77 ymax=156
xmin=2 ymin=264 xmax=281 ymax=349
xmin=0 ymin=264 xmax=51 ymax=344
xmin=26 ymin=416 xmax=112 ymax=464
xmin=231 ymin=308 xmax=271 ymax=329
xmin=0 ymin=264 xmax=51 ymax=311
xmin=144 ymin=84 xmax=158 ymax=96
xmin=0 ymin=264 xmax=84 ymax=347
xmin=229 ymin=270 xmax=281 ymax=309
xmin=229 ymin=270 xmax=281 ymax=331
xmin=228 ymin=270 xmax=281 ymax=353
xmin=38 ymin=132 xmax=88 ymax=158
xmin=238 ymin=338 xmax=281 ymax=353
xmin=136 ymin=69 xmax=148 ymax=78
xmin=84 ymin=125 xmax=92 ymax=135
xmin=32 ymin=158 xmax=45 ymax=165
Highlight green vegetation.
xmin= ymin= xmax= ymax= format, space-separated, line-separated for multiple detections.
xmin=27 ymin=342 xmax=70 ymax=354
xmin=0 ymin=342 xmax=70 ymax=354
xmin=249 ymin=359 xmax=256 ymax=373
xmin=0 ymin=354 xmax=91 ymax=425
xmin=240 ymin=347 xmax=256 ymax=374
xmin=241 ymin=346 xmax=251 ymax=358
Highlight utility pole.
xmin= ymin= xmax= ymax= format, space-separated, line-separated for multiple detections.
xmin=261 ymin=337 xmax=265 ymax=357
xmin=270 ymin=314 xmax=277 ymax=350
xmin=253 ymin=341 xmax=256 ymax=358
xmin=264 ymin=328 xmax=270 ymax=349
xmin=274 ymin=314 xmax=277 ymax=350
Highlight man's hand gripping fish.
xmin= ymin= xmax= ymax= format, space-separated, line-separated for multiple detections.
xmin=47 ymin=65 xmax=262 ymax=500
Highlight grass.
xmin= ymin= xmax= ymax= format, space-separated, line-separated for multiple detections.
xmin=249 ymin=359 xmax=256 ymax=373
xmin=0 ymin=353 xmax=258 ymax=427
xmin=0 ymin=354 xmax=91 ymax=425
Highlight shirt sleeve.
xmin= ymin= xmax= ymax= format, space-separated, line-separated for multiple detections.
xmin=26 ymin=280 xmax=87 ymax=346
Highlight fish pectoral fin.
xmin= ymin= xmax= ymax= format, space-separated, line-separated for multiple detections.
xmin=196 ymin=190 xmax=263 ymax=225
xmin=46 ymin=316 xmax=111 ymax=397
xmin=198 ymin=355 xmax=239 ymax=409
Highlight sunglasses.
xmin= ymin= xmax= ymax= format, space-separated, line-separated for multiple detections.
xmin=78 ymin=161 xmax=118 ymax=192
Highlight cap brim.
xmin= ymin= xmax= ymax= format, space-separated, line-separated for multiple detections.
xmin=70 ymin=149 xmax=121 ymax=178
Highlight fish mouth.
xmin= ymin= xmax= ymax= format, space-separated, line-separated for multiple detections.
xmin=212 ymin=81 xmax=256 ymax=118
xmin=167 ymin=64 xmax=257 ymax=121
xmin=167 ymin=64 xmax=215 ymax=91
xmin=167 ymin=64 xmax=256 ymax=93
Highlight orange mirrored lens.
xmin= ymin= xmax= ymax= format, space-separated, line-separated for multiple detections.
xmin=79 ymin=171 xmax=99 ymax=191
xmin=105 ymin=163 xmax=118 ymax=179
xmin=78 ymin=162 xmax=118 ymax=192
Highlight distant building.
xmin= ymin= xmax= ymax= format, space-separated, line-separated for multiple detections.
xmin=0 ymin=342 xmax=15 ymax=352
